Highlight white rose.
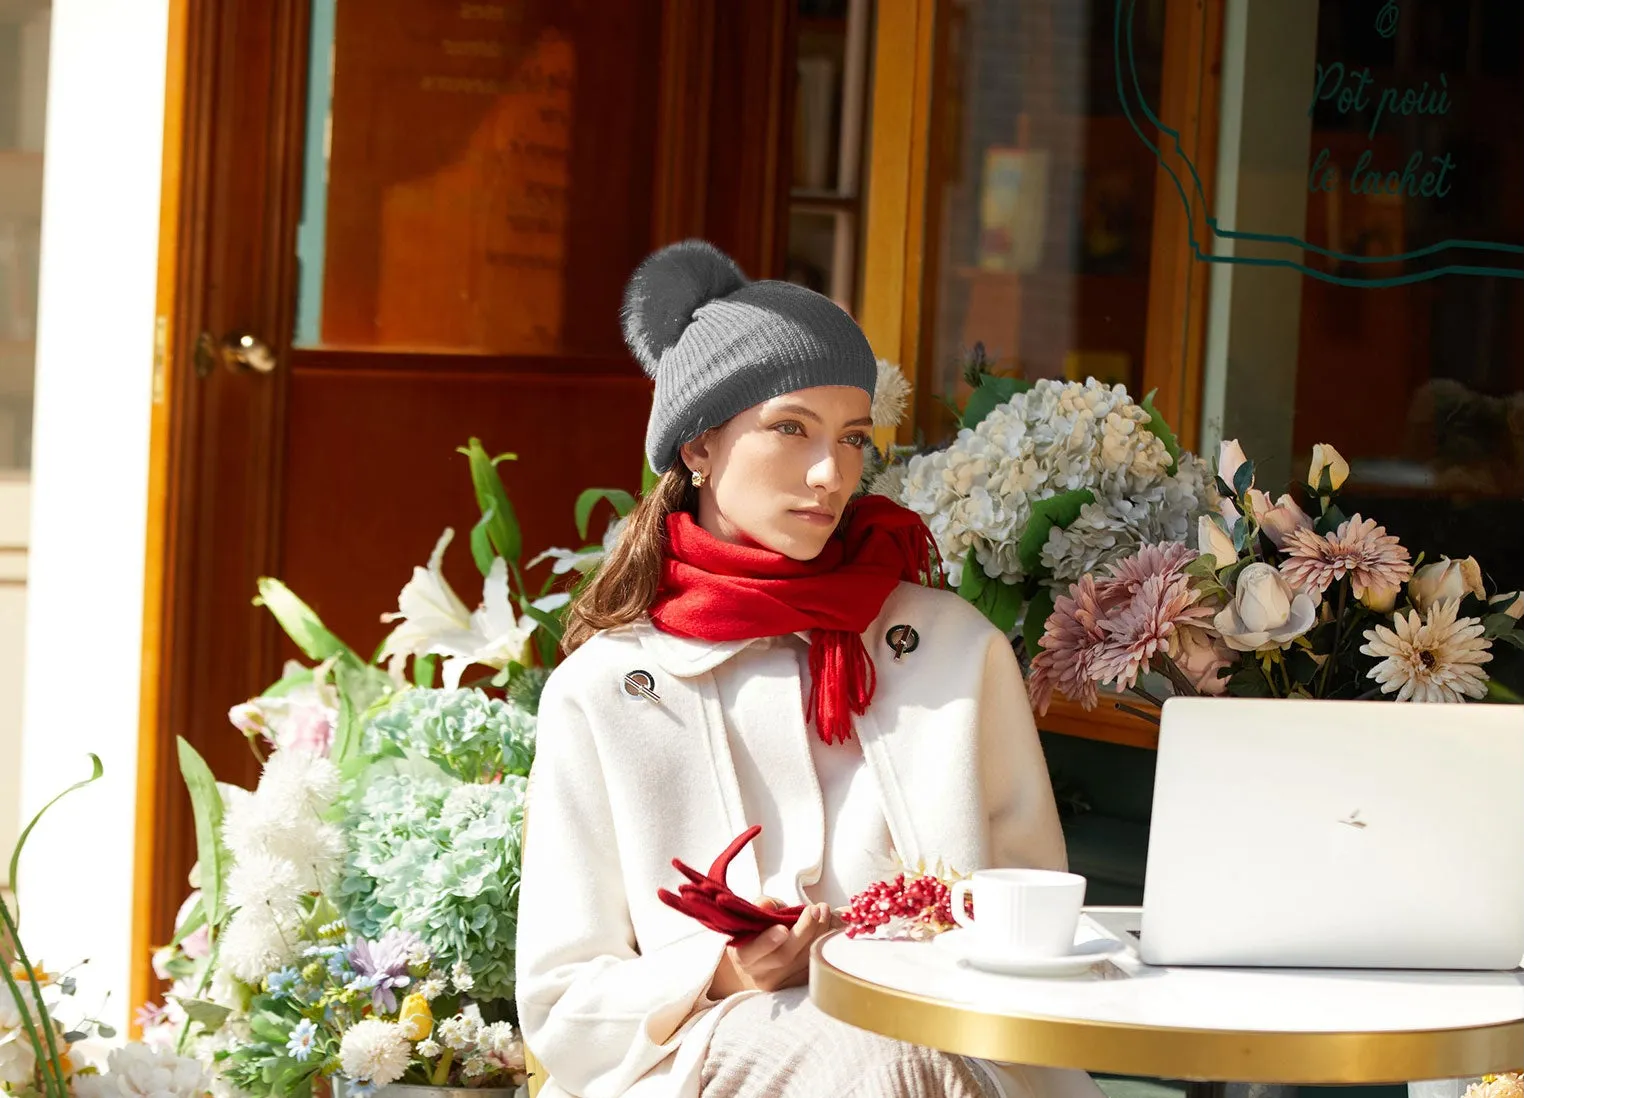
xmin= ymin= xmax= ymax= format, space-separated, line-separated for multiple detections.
xmin=1197 ymin=515 xmax=1238 ymax=568
xmin=1408 ymin=556 xmax=1487 ymax=613
xmin=1217 ymin=439 xmax=1249 ymax=487
xmin=1308 ymin=443 xmax=1350 ymax=492
xmin=1214 ymin=563 xmax=1316 ymax=652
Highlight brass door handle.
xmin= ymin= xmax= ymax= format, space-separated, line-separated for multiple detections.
xmin=194 ymin=330 xmax=277 ymax=377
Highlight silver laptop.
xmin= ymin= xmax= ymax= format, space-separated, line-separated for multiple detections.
xmin=1137 ymin=697 xmax=1522 ymax=970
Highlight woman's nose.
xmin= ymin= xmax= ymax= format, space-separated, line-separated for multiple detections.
xmin=807 ymin=452 xmax=844 ymax=494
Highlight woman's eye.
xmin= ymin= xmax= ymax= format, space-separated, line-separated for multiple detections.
xmin=844 ymin=433 xmax=872 ymax=449
xmin=775 ymin=422 xmax=804 ymax=436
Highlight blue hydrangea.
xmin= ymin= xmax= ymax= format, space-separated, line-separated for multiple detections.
xmin=337 ymin=771 xmax=525 ymax=1003
xmin=361 ymin=687 xmax=535 ymax=782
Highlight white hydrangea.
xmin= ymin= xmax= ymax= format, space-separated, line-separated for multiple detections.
xmin=896 ymin=379 xmax=1215 ymax=586
xmin=73 ymin=1041 xmax=211 ymax=1098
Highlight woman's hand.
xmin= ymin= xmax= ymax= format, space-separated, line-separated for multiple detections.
xmin=707 ymin=899 xmax=833 ymax=1000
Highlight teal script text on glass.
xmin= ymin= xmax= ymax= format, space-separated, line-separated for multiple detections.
xmin=1307 ymin=63 xmax=1456 ymax=197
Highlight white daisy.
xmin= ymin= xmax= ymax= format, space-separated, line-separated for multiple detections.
xmin=1360 ymin=598 xmax=1493 ymax=703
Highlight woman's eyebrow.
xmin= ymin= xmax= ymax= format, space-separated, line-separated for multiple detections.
xmin=769 ymin=403 xmax=873 ymax=428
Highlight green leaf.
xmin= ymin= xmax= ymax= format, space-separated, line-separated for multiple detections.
xmin=178 ymin=998 xmax=233 ymax=1033
xmin=1139 ymin=389 xmax=1182 ymax=475
xmin=1223 ymin=665 xmax=1271 ymax=697
xmin=175 ymin=740 xmax=227 ymax=926
xmin=1317 ymin=504 xmax=1348 ymax=534
xmin=169 ymin=893 xmax=207 ymax=947
xmin=413 ymin=653 xmax=437 ymax=689
xmin=1484 ymin=679 xmax=1523 ymax=703
xmin=8 ymin=754 xmax=102 ymax=912
xmin=1016 ymin=489 xmax=1095 ymax=577
xmin=641 ymin=454 xmax=660 ymax=498
xmin=469 ymin=509 xmax=497 ymax=578
xmin=574 ymin=488 xmax=637 ymax=540
xmin=1022 ymin=585 xmax=1058 ymax=658
xmin=1185 ymin=553 xmax=1220 ymax=583
xmin=1232 ymin=516 xmax=1253 ymax=554
xmin=1480 ymin=613 xmax=1520 ymax=641
xmin=457 ymin=438 xmax=523 ymax=565
xmin=1233 ymin=460 xmax=1254 ymax=499
xmin=254 ymin=578 xmax=360 ymax=667
xmin=960 ymin=374 xmax=1032 ymax=430
xmin=976 ymin=574 xmax=1025 ymax=635
xmin=1286 ymin=646 xmax=1320 ymax=687
xmin=959 ymin=550 xmax=987 ymax=601
xmin=521 ymin=600 xmax=566 ymax=643
xmin=1213 ymin=476 xmax=1237 ymax=501
xmin=329 ymin=689 xmax=362 ymax=777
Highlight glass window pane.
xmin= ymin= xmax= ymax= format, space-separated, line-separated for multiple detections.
xmin=291 ymin=0 xmax=662 ymax=356
xmin=922 ymin=0 xmax=1166 ymax=440
xmin=0 ymin=2 xmax=48 ymax=472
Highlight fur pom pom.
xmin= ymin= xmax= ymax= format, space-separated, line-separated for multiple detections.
xmin=621 ymin=240 xmax=748 ymax=375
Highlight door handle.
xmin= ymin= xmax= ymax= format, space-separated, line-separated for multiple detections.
xmin=194 ymin=329 xmax=277 ymax=377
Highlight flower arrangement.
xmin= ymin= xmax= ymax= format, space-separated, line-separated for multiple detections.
xmin=875 ymin=345 xmax=1215 ymax=648
xmin=1027 ymin=438 xmax=1525 ymax=713
xmin=3 ymin=757 xmax=215 ymax=1098
xmin=141 ymin=438 xmax=574 ymax=1097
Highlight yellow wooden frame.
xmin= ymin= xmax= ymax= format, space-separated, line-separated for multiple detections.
xmin=859 ymin=0 xmax=1227 ymax=748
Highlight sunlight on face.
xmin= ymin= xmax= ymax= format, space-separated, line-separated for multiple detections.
xmin=680 ymin=386 xmax=874 ymax=560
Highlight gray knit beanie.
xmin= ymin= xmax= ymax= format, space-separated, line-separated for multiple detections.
xmin=621 ymin=239 xmax=877 ymax=474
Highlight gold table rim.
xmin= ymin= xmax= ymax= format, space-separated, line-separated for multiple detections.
xmin=809 ymin=931 xmax=1523 ymax=1085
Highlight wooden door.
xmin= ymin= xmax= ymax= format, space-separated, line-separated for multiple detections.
xmin=135 ymin=0 xmax=795 ymax=1006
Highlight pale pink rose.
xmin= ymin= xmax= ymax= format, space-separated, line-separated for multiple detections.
xmin=179 ymin=924 xmax=212 ymax=960
xmin=1197 ymin=515 xmax=1237 ymax=568
xmin=1251 ymin=490 xmax=1312 ymax=548
xmin=1408 ymin=555 xmax=1487 ymax=613
xmin=1174 ymin=629 xmax=1236 ymax=695
xmin=275 ymin=701 xmax=335 ymax=756
xmin=1218 ymin=439 xmax=1249 ymax=487
xmin=1217 ymin=440 xmax=1251 ymax=525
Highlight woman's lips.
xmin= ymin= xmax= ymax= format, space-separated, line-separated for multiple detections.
xmin=790 ymin=509 xmax=836 ymax=525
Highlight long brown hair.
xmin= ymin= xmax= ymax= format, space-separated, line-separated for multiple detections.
xmin=561 ymin=462 xmax=695 ymax=654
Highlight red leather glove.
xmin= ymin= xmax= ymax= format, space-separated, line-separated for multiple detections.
xmin=657 ymin=825 xmax=807 ymax=945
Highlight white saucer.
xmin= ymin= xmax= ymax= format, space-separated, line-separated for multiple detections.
xmin=933 ymin=928 xmax=1123 ymax=977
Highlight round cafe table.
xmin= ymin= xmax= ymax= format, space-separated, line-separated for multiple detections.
xmin=809 ymin=907 xmax=1522 ymax=1092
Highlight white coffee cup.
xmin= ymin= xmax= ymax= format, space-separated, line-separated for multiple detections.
xmin=949 ymin=868 xmax=1087 ymax=957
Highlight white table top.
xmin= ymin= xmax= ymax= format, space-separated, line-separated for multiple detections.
xmin=809 ymin=907 xmax=1523 ymax=1084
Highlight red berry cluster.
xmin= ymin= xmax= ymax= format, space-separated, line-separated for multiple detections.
xmin=841 ymin=874 xmax=969 ymax=939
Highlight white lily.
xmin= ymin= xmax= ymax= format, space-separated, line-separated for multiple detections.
xmin=527 ymin=514 xmax=629 ymax=576
xmin=379 ymin=528 xmax=569 ymax=689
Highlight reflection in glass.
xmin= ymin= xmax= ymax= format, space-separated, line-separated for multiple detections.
xmin=292 ymin=0 xmax=660 ymax=357
xmin=0 ymin=2 xmax=49 ymax=471
xmin=1292 ymin=0 xmax=1522 ymax=589
xmin=924 ymin=0 xmax=1166 ymax=441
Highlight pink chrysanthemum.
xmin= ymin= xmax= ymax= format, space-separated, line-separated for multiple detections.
xmin=1280 ymin=514 xmax=1413 ymax=603
xmin=1100 ymin=540 xmax=1199 ymax=595
xmin=1029 ymin=541 xmax=1216 ymax=709
xmin=1088 ymin=573 xmax=1217 ymax=693
xmin=1359 ymin=597 xmax=1493 ymax=703
xmin=1029 ymin=573 xmax=1110 ymax=713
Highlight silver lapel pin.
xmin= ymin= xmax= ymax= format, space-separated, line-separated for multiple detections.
xmin=622 ymin=670 xmax=661 ymax=703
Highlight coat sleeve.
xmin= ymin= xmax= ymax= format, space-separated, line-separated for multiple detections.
xmin=976 ymin=629 xmax=1070 ymax=873
xmin=516 ymin=668 xmax=728 ymax=1098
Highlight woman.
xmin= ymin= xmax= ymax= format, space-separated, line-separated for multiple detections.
xmin=516 ymin=240 xmax=1104 ymax=1098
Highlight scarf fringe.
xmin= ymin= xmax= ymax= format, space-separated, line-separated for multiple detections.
xmin=806 ymin=629 xmax=877 ymax=746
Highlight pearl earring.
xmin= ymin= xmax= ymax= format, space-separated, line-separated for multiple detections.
xmin=691 ymin=469 xmax=707 ymax=488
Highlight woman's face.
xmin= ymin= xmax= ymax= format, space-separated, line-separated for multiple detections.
xmin=681 ymin=385 xmax=874 ymax=560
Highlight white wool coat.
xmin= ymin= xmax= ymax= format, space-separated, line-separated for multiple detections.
xmin=515 ymin=581 xmax=1070 ymax=1098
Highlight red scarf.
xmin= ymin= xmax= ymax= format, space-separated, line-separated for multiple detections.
xmin=651 ymin=495 xmax=942 ymax=745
